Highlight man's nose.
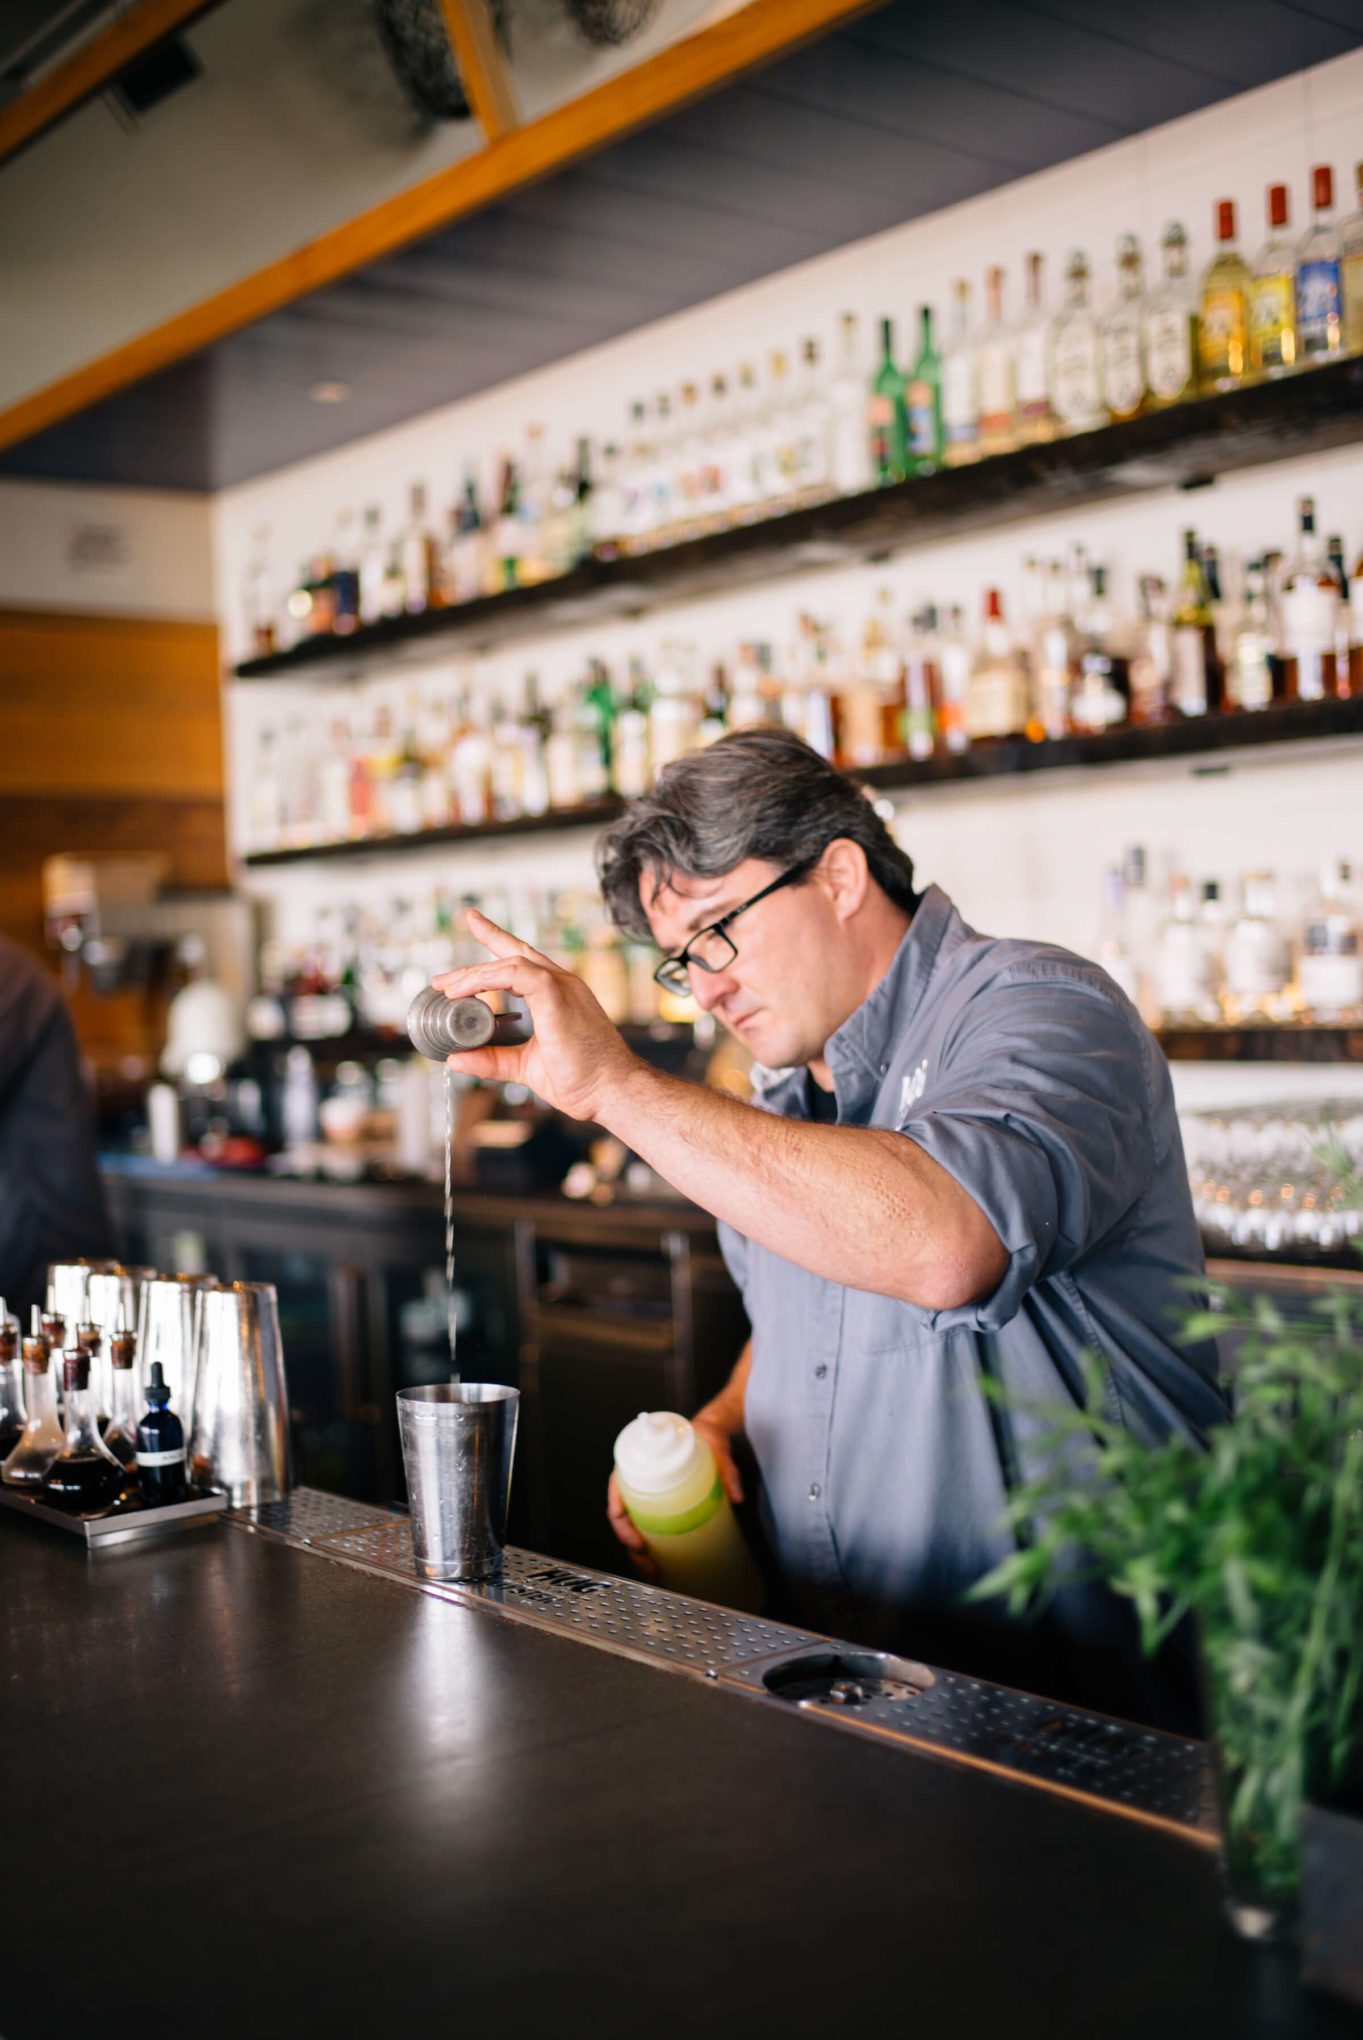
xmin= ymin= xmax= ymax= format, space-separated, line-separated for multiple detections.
xmin=688 ymin=961 xmax=735 ymax=1012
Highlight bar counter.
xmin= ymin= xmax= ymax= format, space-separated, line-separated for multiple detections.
xmin=2 ymin=1501 xmax=1353 ymax=2039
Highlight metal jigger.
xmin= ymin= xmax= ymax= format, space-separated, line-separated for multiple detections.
xmin=189 ymin=1282 xmax=292 ymax=1507
xmin=406 ymin=985 xmax=532 ymax=1061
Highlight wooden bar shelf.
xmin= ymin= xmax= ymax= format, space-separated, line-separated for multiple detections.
xmin=241 ymin=694 xmax=1363 ymax=866
xmin=232 ymin=354 xmax=1363 ymax=680
xmin=1156 ymin=1022 xmax=1363 ymax=1063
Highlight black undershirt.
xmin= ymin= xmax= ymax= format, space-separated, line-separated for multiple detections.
xmin=805 ymin=1073 xmax=839 ymax=1124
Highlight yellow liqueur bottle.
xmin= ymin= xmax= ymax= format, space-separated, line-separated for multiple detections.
xmin=1199 ymin=199 xmax=1251 ymax=390
xmin=1248 ymin=183 xmax=1297 ymax=378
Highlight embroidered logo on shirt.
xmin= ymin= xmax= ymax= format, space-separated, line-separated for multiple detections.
xmin=898 ymin=1059 xmax=930 ymax=1123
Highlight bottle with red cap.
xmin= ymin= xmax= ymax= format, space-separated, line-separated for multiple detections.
xmin=1248 ymin=184 xmax=1297 ymax=378
xmin=1296 ymin=164 xmax=1343 ymax=361
xmin=1199 ymin=199 xmax=1251 ymax=390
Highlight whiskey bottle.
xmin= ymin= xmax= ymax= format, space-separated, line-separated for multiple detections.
xmin=1013 ymin=252 xmax=1056 ymax=442
xmin=1171 ymin=530 xmax=1223 ymax=716
xmin=1281 ymin=496 xmax=1339 ymax=701
xmin=102 ymin=1323 xmax=143 ymax=1495
xmin=1296 ymin=165 xmax=1343 ymax=362
xmin=1143 ymin=222 xmax=1199 ymax=407
xmin=1069 ymin=565 xmax=1131 ymax=731
xmin=0 ymin=1305 xmax=23 ymax=1458
xmin=1248 ymin=184 xmax=1297 ymax=378
xmin=1100 ymin=236 xmax=1146 ymax=421
xmin=965 ymin=589 xmax=1030 ymax=741
xmin=39 ymin=1351 xmax=123 ymax=1518
xmin=868 ymin=317 xmax=908 ymax=485
xmin=1227 ymin=560 xmax=1279 ymax=712
xmin=400 ymin=483 xmax=440 ymax=614
xmin=941 ymin=280 xmax=980 ymax=466
xmin=1340 ymin=161 xmax=1363 ymax=356
xmin=1199 ymin=201 xmax=1251 ymax=390
xmin=1048 ymin=251 xmax=1105 ymax=433
xmin=136 ymin=1361 xmax=188 ymax=1507
xmin=976 ymin=267 xmax=1017 ymax=456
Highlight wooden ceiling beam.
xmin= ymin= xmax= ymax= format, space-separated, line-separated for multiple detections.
xmin=437 ymin=0 xmax=519 ymax=142
xmin=0 ymin=0 xmax=222 ymax=170
xmin=0 ymin=0 xmax=879 ymax=459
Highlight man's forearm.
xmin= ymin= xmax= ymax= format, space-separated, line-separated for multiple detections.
xmin=598 ymin=1061 xmax=1004 ymax=1311
xmin=697 ymin=1341 xmax=751 ymax=1438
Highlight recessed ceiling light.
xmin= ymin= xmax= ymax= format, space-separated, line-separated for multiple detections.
xmin=309 ymin=380 xmax=350 ymax=404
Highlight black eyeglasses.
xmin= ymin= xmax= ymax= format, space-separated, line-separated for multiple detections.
xmin=653 ymin=858 xmax=818 ymax=994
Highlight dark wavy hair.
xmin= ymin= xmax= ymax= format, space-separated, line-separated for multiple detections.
xmin=597 ymin=727 xmax=918 ymax=939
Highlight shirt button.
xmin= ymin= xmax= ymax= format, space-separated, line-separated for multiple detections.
xmin=814 ymin=1364 xmax=828 ymax=1379
xmin=808 ymin=1482 xmax=822 ymax=1501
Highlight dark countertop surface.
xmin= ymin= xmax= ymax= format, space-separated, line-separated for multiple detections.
xmin=2 ymin=1510 xmax=1354 ymax=2040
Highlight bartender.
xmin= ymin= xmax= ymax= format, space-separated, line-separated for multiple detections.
xmin=435 ymin=728 xmax=1226 ymax=1728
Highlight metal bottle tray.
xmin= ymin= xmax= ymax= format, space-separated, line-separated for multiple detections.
xmin=233 ymin=1488 xmax=1217 ymax=1844
xmin=0 ymin=1481 xmax=228 ymax=1547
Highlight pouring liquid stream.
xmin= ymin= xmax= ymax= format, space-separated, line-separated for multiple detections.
xmin=444 ymin=1066 xmax=458 ymax=1382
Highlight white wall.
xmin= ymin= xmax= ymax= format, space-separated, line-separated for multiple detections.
xmin=0 ymin=479 xmax=215 ymax=618
xmin=213 ymin=43 xmax=1363 ymax=1111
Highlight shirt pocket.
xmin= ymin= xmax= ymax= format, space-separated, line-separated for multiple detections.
xmin=839 ymin=1283 xmax=933 ymax=1358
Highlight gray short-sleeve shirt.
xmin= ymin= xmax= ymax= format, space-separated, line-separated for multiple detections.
xmin=718 ymin=887 xmax=1226 ymax=1685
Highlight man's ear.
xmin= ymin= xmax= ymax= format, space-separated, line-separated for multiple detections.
xmin=818 ymin=838 xmax=871 ymax=921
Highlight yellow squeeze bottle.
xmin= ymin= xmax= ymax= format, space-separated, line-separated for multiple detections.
xmin=612 ymin=1410 xmax=763 ymax=1613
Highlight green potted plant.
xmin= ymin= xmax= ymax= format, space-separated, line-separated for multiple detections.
xmin=967 ymin=1275 xmax=1363 ymax=1944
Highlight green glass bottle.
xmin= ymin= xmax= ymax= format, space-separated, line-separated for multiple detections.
xmin=905 ymin=305 xmax=943 ymax=472
xmin=868 ymin=316 xmax=908 ymax=484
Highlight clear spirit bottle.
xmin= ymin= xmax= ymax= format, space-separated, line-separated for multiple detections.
xmin=1228 ymin=560 xmax=1278 ymax=711
xmin=940 ymin=280 xmax=980 ymax=466
xmin=1143 ymin=222 xmax=1198 ymax=407
xmin=976 ymin=267 xmax=1017 ymax=455
xmin=1341 ymin=161 xmax=1363 ymax=357
xmin=1296 ymin=164 xmax=1343 ymax=362
xmin=1100 ymin=235 xmax=1146 ymax=421
xmin=1048 ymin=251 xmax=1105 ymax=433
xmin=1013 ymin=251 xmax=1055 ymax=442
xmin=1281 ymin=496 xmax=1339 ymax=700
xmin=1248 ymin=183 xmax=1297 ymax=378
xmin=828 ymin=313 xmax=871 ymax=498
xmin=358 ymin=503 xmax=387 ymax=624
xmin=400 ymin=482 xmax=439 ymax=613
xmin=1223 ymin=873 xmax=1293 ymax=1022
xmin=1299 ymin=860 xmax=1363 ymax=1021
xmin=1199 ymin=200 xmax=1251 ymax=390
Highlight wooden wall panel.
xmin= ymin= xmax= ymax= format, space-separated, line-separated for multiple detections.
xmin=0 ymin=607 xmax=223 ymax=797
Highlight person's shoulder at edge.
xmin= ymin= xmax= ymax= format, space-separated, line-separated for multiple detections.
xmin=0 ymin=932 xmax=62 ymax=1036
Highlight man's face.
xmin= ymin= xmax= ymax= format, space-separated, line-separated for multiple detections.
xmin=643 ymin=856 xmax=853 ymax=1070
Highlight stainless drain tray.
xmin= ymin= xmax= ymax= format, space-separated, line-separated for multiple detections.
xmin=230 ymin=1489 xmax=1215 ymax=1844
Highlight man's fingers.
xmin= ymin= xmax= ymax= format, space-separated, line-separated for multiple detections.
xmin=465 ymin=908 xmax=552 ymax=967
xmin=433 ymin=959 xmax=554 ymax=1001
xmin=446 ymin=1045 xmax=528 ymax=1082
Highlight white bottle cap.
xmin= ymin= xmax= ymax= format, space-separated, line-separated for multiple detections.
xmin=613 ymin=1410 xmax=704 ymax=1497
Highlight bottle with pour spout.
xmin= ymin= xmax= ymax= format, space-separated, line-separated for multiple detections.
xmin=613 ymin=1411 xmax=763 ymax=1613
xmin=0 ymin=1302 xmax=25 ymax=1457
xmin=1 ymin=1311 xmax=63 ymax=1489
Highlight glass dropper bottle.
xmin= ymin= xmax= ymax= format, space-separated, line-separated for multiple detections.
xmin=0 ymin=1301 xmax=24 ymax=1456
xmin=1 ymin=1312 xmax=63 ymax=1489
xmin=102 ymin=1323 xmax=143 ymax=1500
xmin=40 ymin=1349 xmax=123 ymax=1518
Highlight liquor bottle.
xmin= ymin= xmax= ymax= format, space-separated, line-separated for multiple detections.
xmin=136 ymin=1360 xmax=188 ymax=1506
xmin=380 ymin=535 xmax=405 ymax=620
xmin=1100 ymin=236 xmax=1146 ymax=422
xmin=519 ymin=424 xmax=553 ymax=581
xmin=1120 ymin=844 xmax=1163 ymax=1018
xmin=1143 ymin=222 xmax=1199 ymax=407
xmin=1341 ymin=161 xmax=1363 ymax=356
xmin=101 ymin=1323 xmax=142 ymax=1497
xmin=1227 ymin=560 xmax=1279 ymax=711
xmin=1048 ymin=251 xmax=1105 ymax=433
xmin=729 ymin=642 xmax=768 ymax=731
xmin=1171 ymin=530 xmax=1222 ymax=716
xmin=445 ymin=472 xmax=484 ymax=603
xmin=569 ymin=436 xmax=595 ymax=566
xmin=902 ymin=609 xmax=939 ymax=761
xmin=965 ymin=589 xmax=1030 ymax=741
xmin=618 ymin=399 xmax=652 ymax=552
xmin=1296 ymin=165 xmax=1343 ymax=362
xmin=493 ymin=460 xmax=522 ymax=592
xmin=1201 ymin=544 xmax=1231 ymax=669
xmin=698 ymin=658 xmax=730 ymax=747
xmin=941 ymin=280 xmax=980 ymax=467
xmin=613 ymin=662 xmax=653 ymax=799
xmin=671 ymin=382 xmax=705 ymax=536
xmin=449 ymin=691 xmax=492 ymax=825
xmin=388 ymin=706 xmax=427 ymax=835
xmin=358 ymin=505 xmax=386 ymax=625
xmin=757 ymin=353 xmax=796 ymax=507
xmin=1298 ymin=860 xmax=1363 ymax=1021
xmin=243 ymin=525 xmax=275 ymax=658
xmin=1031 ymin=558 xmax=1075 ymax=740
xmin=331 ymin=510 xmax=360 ymax=635
xmin=0 ymin=1305 xmax=23 ymax=1458
xmin=1352 ymin=536 xmax=1363 ymax=694
xmin=727 ymin=368 xmax=761 ymax=525
xmin=650 ymin=641 xmax=702 ymax=774
xmin=1095 ymin=867 xmax=1141 ymax=1006
xmin=868 ymin=317 xmax=908 ymax=485
xmin=576 ymin=660 xmax=615 ymax=801
xmin=904 ymin=305 xmax=942 ymax=473
xmin=1199 ymin=200 xmax=1251 ymax=390
xmin=400 ymin=484 xmax=439 ymax=614
xmin=1129 ymin=576 xmax=1174 ymax=725
xmin=935 ymin=605 xmax=972 ymax=755
xmin=649 ymin=390 xmax=676 ymax=539
xmin=792 ymin=339 xmax=832 ymax=504
xmin=544 ymin=687 xmax=579 ymax=812
xmin=1223 ymin=872 xmax=1292 ymax=1022
xmin=976 ymin=268 xmax=1017 ymax=456
xmin=1069 ymin=565 xmax=1130 ymax=731
xmin=829 ymin=313 xmax=871 ymax=498
xmin=517 ymin=675 xmax=551 ymax=818
xmin=1248 ymin=183 xmax=1297 ymax=378
xmin=1013 ymin=252 xmax=1055 ymax=443
xmin=1281 ymin=496 xmax=1339 ymax=700
xmin=39 ymin=1350 xmax=122 ymax=1518
xmin=1152 ymin=874 xmax=1219 ymax=1025
xmin=1326 ymin=535 xmax=1354 ymax=696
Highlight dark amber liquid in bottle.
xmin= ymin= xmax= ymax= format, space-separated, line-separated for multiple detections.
xmin=41 ymin=1451 xmax=122 ymax=1518
xmin=0 ymin=1418 xmax=22 ymax=1457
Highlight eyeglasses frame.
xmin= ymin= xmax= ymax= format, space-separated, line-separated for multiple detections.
xmin=652 ymin=856 xmax=821 ymax=993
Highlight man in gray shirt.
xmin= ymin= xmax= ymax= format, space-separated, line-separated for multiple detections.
xmin=433 ymin=729 xmax=1225 ymax=1729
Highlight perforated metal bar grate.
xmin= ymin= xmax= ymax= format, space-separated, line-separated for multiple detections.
xmin=227 ymin=1491 xmax=1215 ymax=1840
